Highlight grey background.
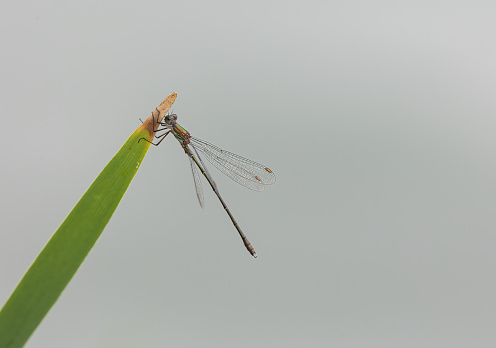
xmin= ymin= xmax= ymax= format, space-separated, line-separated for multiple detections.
xmin=1 ymin=0 xmax=496 ymax=347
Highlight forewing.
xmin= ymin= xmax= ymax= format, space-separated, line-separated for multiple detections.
xmin=190 ymin=137 xmax=276 ymax=191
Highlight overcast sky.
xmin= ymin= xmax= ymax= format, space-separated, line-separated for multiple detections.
xmin=1 ymin=0 xmax=496 ymax=347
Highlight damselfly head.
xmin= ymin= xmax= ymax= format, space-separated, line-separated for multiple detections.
xmin=163 ymin=113 xmax=178 ymax=125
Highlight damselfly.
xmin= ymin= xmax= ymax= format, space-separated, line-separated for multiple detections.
xmin=141 ymin=112 xmax=276 ymax=257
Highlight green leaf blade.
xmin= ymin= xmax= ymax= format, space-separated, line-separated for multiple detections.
xmin=0 ymin=129 xmax=151 ymax=348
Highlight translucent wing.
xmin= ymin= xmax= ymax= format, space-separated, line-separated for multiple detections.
xmin=191 ymin=144 xmax=218 ymax=192
xmin=188 ymin=155 xmax=204 ymax=208
xmin=190 ymin=137 xmax=276 ymax=191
